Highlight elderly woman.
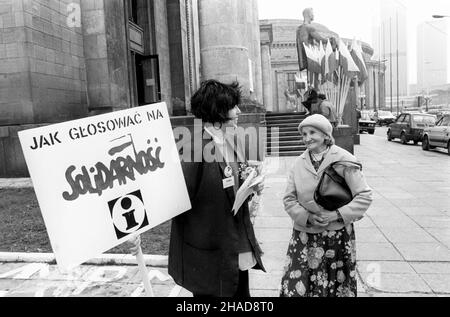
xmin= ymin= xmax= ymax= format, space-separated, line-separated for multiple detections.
xmin=280 ymin=114 xmax=372 ymax=297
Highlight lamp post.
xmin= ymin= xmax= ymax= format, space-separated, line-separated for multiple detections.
xmin=396 ymin=11 xmax=399 ymax=117
xmin=423 ymin=61 xmax=431 ymax=112
xmin=378 ymin=59 xmax=388 ymax=111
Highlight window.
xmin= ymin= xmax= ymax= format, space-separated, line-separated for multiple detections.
xmin=361 ymin=112 xmax=371 ymax=121
xmin=135 ymin=55 xmax=161 ymax=106
xmin=127 ymin=0 xmax=138 ymax=23
xmin=287 ymin=73 xmax=296 ymax=94
xmin=396 ymin=115 xmax=406 ymax=123
xmin=404 ymin=115 xmax=411 ymax=124
xmin=413 ymin=115 xmax=436 ymax=125
xmin=440 ymin=116 xmax=450 ymax=127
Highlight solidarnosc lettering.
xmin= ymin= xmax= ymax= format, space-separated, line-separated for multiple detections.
xmin=62 ymin=138 xmax=165 ymax=202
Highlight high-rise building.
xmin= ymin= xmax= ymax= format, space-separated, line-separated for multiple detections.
xmin=417 ymin=20 xmax=448 ymax=92
xmin=372 ymin=0 xmax=408 ymax=102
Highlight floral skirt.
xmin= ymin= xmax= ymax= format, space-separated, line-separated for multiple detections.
xmin=279 ymin=225 xmax=357 ymax=297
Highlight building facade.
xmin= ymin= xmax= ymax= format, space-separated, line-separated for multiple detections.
xmin=0 ymin=0 xmax=264 ymax=177
xmin=417 ymin=20 xmax=448 ymax=92
xmin=372 ymin=0 xmax=408 ymax=98
xmin=259 ymin=19 xmax=383 ymax=113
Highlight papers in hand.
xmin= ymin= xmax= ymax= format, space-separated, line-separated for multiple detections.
xmin=249 ymin=175 xmax=264 ymax=188
xmin=231 ymin=169 xmax=265 ymax=216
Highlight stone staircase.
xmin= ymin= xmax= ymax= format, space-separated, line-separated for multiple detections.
xmin=265 ymin=112 xmax=307 ymax=157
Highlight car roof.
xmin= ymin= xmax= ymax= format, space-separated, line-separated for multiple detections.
xmin=401 ymin=112 xmax=434 ymax=115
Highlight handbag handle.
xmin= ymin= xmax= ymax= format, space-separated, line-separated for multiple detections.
xmin=328 ymin=161 xmax=362 ymax=171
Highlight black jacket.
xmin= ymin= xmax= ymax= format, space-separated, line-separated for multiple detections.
xmin=168 ymin=131 xmax=265 ymax=297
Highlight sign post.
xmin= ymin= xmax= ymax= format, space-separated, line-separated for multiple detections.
xmin=136 ymin=244 xmax=154 ymax=297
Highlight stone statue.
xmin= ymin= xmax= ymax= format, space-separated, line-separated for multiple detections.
xmin=296 ymin=8 xmax=339 ymax=71
xmin=284 ymin=89 xmax=298 ymax=112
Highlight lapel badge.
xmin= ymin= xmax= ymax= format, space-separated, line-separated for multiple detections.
xmin=224 ymin=165 xmax=233 ymax=178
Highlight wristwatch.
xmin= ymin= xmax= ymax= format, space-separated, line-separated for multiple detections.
xmin=336 ymin=210 xmax=344 ymax=224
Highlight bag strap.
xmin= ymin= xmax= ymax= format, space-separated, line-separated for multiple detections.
xmin=329 ymin=161 xmax=362 ymax=171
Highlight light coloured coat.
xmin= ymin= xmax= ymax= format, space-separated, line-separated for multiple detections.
xmin=284 ymin=145 xmax=373 ymax=233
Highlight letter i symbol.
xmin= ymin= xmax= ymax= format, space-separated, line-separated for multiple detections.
xmin=121 ymin=197 xmax=139 ymax=230
xmin=108 ymin=190 xmax=149 ymax=240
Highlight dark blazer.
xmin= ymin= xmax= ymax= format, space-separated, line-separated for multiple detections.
xmin=168 ymin=130 xmax=265 ymax=297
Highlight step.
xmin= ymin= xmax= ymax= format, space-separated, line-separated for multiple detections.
xmin=266 ymin=122 xmax=301 ymax=128
xmin=267 ymin=129 xmax=299 ymax=134
xmin=266 ymin=126 xmax=299 ymax=132
xmin=267 ymin=146 xmax=306 ymax=152
xmin=266 ymin=112 xmax=307 ymax=118
xmin=267 ymin=135 xmax=303 ymax=141
xmin=268 ymin=131 xmax=301 ymax=138
xmin=267 ymin=139 xmax=305 ymax=146
xmin=266 ymin=151 xmax=304 ymax=157
xmin=265 ymin=118 xmax=304 ymax=125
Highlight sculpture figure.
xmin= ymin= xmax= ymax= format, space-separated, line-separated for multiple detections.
xmin=296 ymin=8 xmax=339 ymax=72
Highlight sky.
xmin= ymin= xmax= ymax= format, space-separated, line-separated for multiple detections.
xmin=258 ymin=0 xmax=450 ymax=85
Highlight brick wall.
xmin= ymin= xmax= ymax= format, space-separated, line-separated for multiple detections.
xmin=0 ymin=0 xmax=88 ymax=125
xmin=0 ymin=0 xmax=33 ymax=125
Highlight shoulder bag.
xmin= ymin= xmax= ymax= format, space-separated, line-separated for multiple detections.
xmin=314 ymin=161 xmax=362 ymax=211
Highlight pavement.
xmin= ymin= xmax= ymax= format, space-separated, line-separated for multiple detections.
xmin=1 ymin=128 xmax=450 ymax=297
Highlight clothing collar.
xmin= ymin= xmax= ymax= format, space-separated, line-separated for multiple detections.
xmin=204 ymin=124 xmax=225 ymax=145
xmin=203 ymin=124 xmax=246 ymax=163
xmin=301 ymin=145 xmax=339 ymax=175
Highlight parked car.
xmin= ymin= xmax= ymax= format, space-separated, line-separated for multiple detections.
xmin=374 ymin=110 xmax=397 ymax=126
xmin=387 ymin=113 xmax=437 ymax=145
xmin=359 ymin=111 xmax=376 ymax=134
xmin=422 ymin=114 xmax=450 ymax=155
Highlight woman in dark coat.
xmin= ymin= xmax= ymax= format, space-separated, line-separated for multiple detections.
xmin=168 ymin=80 xmax=265 ymax=297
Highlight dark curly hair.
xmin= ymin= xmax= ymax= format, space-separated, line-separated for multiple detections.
xmin=190 ymin=80 xmax=242 ymax=124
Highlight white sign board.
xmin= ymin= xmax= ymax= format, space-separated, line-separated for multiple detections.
xmin=18 ymin=103 xmax=191 ymax=270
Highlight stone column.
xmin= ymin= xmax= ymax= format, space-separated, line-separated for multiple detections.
xmin=251 ymin=0 xmax=263 ymax=104
xmin=81 ymin=0 xmax=130 ymax=114
xmin=261 ymin=43 xmax=273 ymax=112
xmin=259 ymin=23 xmax=273 ymax=112
xmin=167 ymin=0 xmax=190 ymax=116
xmin=198 ymin=0 xmax=251 ymax=95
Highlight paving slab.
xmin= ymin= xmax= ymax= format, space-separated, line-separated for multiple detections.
xmin=366 ymin=207 xmax=403 ymax=217
xmin=371 ymin=292 xmax=437 ymax=297
xmin=249 ymin=271 xmax=284 ymax=291
xmin=418 ymin=274 xmax=450 ymax=294
xmin=254 ymin=217 xmax=293 ymax=229
xmin=398 ymin=206 xmax=444 ymax=217
xmin=409 ymin=216 xmax=450 ymax=229
xmin=251 ymin=289 xmax=280 ymax=297
xmin=254 ymin=228 xmax=292 ymax=243
xmin=369 ymin=215 xmax=419 ymax=228
xmin=355 ymin=228 xmax=389 ymax=243
xmin=389 ymin=198 xmax=432 ymax=208
xmin=354 ymin=217 xmax=377 ymax=229
xmin=379 ymin=227 xmax=439 ymax=244
xmin=358 ymin=272 xmax=433 ymax=293
xmin=425 ymin=228 xmax=450 ymax=240
xmin=356 ymin=243 xmax=404 ymax=261
xmin=357 ymin=261 xmax=416 ymax=274
xmin=409 ymin=262 xmax=450 ymax=274
xmin=394 ymin=243 xmax=450 ymax=262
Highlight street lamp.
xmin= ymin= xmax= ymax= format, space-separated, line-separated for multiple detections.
xmin=378 ymin=59 xmax=388 ymax=112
